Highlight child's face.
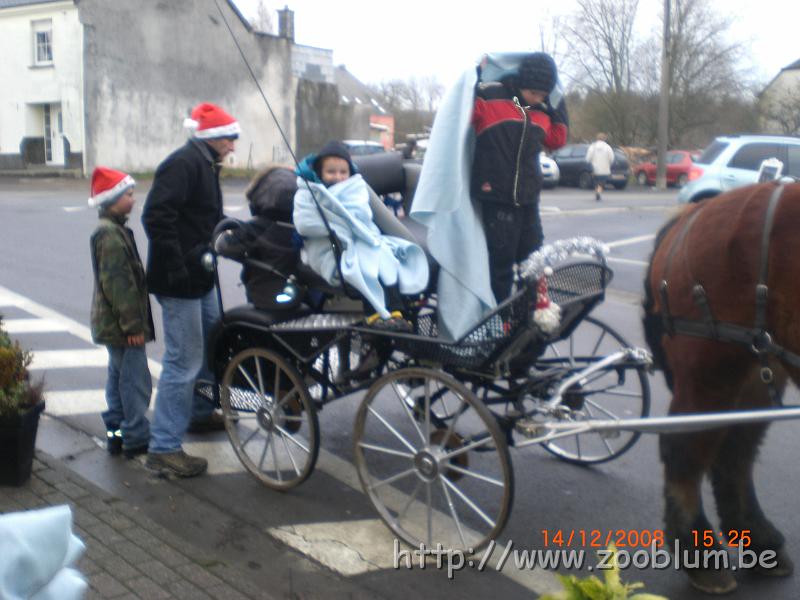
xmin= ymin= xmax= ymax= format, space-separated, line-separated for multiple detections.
xmin=320 ymin=156 xmax=351 ymax=186
xmin=109 ymin=189 xmax=135 ymax=216
xmin=520 ymin=89 xmax=547 ymax=106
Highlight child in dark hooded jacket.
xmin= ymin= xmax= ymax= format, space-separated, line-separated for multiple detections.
xmin=215 ymin=164 xmax=301 ymax=310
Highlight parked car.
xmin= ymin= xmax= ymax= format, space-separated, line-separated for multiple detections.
xmin=677 ymin=134 xmax=800 ymax=203
xmin=635 ymin=150 xmax=701 ymax=187
xmin=342 ymin=140 xmax=386 ymax=156
xmin=551 ymin=144 xmax=630 ymax=189
xmin=540 ymin=152 xmax=560 ymax=188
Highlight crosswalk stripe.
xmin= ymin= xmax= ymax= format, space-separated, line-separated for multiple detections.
xmin=2 ymin=318 xmax=69 ymax=333
xmin=0 ymin=284 xmax=162 ymax=378
xmin=30 ymin=348 xmax=109 ymax=370
xmin=43 ymin=389 xmax=107 ymax=415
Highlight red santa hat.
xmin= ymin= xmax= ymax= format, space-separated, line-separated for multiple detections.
xmin=533 ymin=267 xmax=561 ymax=334
xmin=183 ymin=102 xmax=240 ymax=139
xmin=88 ymin=167 xmax=135 ymax=208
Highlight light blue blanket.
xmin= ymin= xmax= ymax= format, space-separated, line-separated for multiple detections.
xmin=0 ymin=505 xmax=87 ymax=600
xmin=410 ymin=66 xmax=495 ymax=341
xmin=293 ymin=174 xmax=429 ymax=318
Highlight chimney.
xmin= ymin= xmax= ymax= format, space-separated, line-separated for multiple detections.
xmin=277 ymin=6 xmax=294 ymax=41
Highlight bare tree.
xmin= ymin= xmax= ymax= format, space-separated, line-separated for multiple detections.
xmin=250 ymin=0 xmax=274 ymax=34
xmin=633 ymin=0 xmax=751 ymax=146
xmin=369 ymin=76 xmax=444 ymax=112
xmin=563 ymin=0 xmax=639 ymax=94
xmin=560 ymin=0 xmax=644 ymax=144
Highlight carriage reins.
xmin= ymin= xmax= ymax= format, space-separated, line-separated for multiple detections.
xmin=658 ymin=183 xmax=800 ymax=404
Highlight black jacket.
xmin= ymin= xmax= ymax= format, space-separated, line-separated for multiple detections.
xmin=224 ymin=166 xmax=300 ymax=309
xmin=471 ymin=82 xmax=568 ymax=206
xmin=142 ymin=140 xmax=224 ymax=298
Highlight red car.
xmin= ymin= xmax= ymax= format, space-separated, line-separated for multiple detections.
xmin=635 ymin=150 xmax=702 ymax=187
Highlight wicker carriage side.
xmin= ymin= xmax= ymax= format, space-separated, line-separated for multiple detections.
xmin=394 ymin=260 xmax=612 ymax=368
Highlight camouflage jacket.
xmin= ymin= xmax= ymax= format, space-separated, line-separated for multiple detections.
xmin=90 ymin=213 xmax=155 ymax=346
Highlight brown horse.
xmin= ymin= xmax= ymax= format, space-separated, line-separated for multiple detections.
xmin=643 ymin=182 xmax=800 ymax=594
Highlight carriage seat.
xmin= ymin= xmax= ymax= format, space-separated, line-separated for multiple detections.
xmin=220 ymin=303 xmax=308 ymax=329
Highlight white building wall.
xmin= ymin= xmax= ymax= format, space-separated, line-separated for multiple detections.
xmin=79 ymin=0 xmax=297 ymax=173
xmin=761 ymin=69 xmax=800 ymax=134
xmin=0 ymin=1 xmax=83 ymax=167
xmin=292 ymin=44 xmax=335 ymax=84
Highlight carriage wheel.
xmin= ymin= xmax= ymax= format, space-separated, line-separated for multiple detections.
xmin=220 ymin=348 xmax=319 ymax=490
xmin=353 ymin=368 xmax=513 ymax=552
xmin=539 ymin=316 xmax=650 ymax=465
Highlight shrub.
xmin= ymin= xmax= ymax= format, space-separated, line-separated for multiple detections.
xmin=0 ymin=315 xmax=43 ymax=419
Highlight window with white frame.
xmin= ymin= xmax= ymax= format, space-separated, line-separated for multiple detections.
xmin=32 ymin=19 xmax=53 ymax=65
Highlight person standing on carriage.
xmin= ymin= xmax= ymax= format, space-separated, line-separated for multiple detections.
xmin=411 ymin=52 xmax=569 ymax=341
xmin=470 ymin=52 xmax=569 ymax=302
xmin=141 ymin=102 xmax=239 ymax=478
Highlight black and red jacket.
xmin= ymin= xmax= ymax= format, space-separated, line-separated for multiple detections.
xmin=471 ymin=82 xmax=568 ymax=206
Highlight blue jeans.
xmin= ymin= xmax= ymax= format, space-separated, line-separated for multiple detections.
xmin=149 ymin=289 xmax=220 ymax=454
xmin=102 ymin=345 xmax=152 ymax=450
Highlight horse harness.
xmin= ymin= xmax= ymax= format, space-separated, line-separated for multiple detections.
xmin=658 ymin=183 xmax=800 ymax=404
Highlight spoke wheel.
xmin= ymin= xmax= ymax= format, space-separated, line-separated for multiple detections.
xmin=220 ymin=348 xmax=319 ymax=490
xmin=354 ymin=368 xmax=513 ymax=552
xmin=537 ymin=316 xmax=650 ymax=464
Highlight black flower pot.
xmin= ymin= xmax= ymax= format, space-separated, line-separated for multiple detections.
xmin=0 ymin=400 xmax=45 ymax=486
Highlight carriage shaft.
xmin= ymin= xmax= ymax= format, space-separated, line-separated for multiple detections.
xmin=515 ymin=406 xmax=800 ymax=449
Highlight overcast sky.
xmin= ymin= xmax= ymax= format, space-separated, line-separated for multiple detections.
xmin=232 ymin=0 xmax=798 ymax=91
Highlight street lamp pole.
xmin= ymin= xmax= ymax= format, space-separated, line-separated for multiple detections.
xmin=656 ymin=0 xmax=671 ymax=190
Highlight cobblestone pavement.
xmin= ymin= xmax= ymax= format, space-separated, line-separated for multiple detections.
xmin=0 ymin=453 xmax=276 ymax=600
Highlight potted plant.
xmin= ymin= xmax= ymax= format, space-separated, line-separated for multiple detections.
xmin=0 ymin=315 xmax=45 ymax=486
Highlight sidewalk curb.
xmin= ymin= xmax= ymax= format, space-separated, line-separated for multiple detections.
xmin=1 ymin=450 xmax=278 ymax=600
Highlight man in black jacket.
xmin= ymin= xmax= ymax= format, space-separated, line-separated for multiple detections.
xmin=142 ymin=102 xmax=239 ymax=477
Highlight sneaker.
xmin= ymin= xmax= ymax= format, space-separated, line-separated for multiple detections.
xmin=122 ymin=443 xmax=149 ymax=459
xmin=367 ymin=311 xmax=413 ymax=332
xmin=106 ymin=429 xmax=123 ymax=456
xmin=187 ymin=411 xmax=226 ymax=433
xmin=146 ymin=450 xmax=208 ymax=478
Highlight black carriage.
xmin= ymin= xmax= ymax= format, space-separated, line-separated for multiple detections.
xmin=205 ymin=185 xmax=652 ymax=552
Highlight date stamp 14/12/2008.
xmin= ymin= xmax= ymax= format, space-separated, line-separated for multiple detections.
xmin=538 ymin=528 xmax=754 ymax=549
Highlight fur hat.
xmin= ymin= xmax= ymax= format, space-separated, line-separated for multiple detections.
xmin=516 ymin=53 xmax=557 ymax=94
xmin=312 ymin=141 xmax=355 ymax=179
xmin=88 ymin=167 xmax=135 ymax=209
xmin=183 ymin=102 xmax=240 ymax=139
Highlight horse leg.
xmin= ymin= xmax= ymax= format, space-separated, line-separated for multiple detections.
xmin=710 ymin=422 xmax=794 ymax=578
xmin=661 ymin=428 xmax=738 ymax=594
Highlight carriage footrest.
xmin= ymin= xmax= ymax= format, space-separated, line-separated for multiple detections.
xmin=269 ymin=313 xmax=364 ymax=331
xmin=514 ymin=416 xmax=550 ymax=438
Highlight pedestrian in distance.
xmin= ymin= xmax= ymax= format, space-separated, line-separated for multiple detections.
xmin=142 ymin=102 xmax=240 ymax=478
xmin=586 ymin=132 xmax=615 ymax=202
xmin=89 ymin=167 xmax=154 ymax=459
xmin=471 ymin=52 xmax=569 ymax=302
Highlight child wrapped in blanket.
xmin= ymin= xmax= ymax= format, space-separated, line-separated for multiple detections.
xmin=293 ymin=141 xmax=429 ymax=331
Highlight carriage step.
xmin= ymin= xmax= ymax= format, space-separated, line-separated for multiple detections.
xmin=270 ymin=313 xmax=364 ymax=331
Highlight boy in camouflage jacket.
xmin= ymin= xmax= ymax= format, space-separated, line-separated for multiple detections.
xmin=89 ymin=167 xmax=154 ymax=458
